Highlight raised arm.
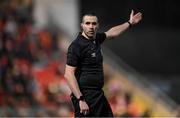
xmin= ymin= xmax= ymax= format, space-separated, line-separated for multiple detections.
xmin=105 ymin=10 xmax=142 ymax=39
xmin=64 ymin=64 xmax=89 ymax=115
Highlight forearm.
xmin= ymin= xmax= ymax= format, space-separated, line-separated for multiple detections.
xmin=105 ymin=22 xmax=130 ymax=39
xmin=64 ymin=73 xmax=82 ymax=98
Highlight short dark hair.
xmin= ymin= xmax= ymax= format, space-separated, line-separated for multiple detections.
xmin=81 ymin=12 xmax=98 ymax=23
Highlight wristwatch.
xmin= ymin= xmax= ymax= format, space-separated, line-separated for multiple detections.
xmin=77 ymin=95 xmax=85 ymax=102
xmin=127 ymin=21 xmax=132 ymax=27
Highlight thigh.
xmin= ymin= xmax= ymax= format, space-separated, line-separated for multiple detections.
xmin=100 ymin=95 xmax=113 ymax=117
xmin=93 ymin=94 xmax=113 ymax=117
xmin=83 ymin=90 xmax=113 ymax=117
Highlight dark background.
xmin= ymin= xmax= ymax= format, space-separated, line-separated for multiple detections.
xmin=80 ymin=0 xmax=180 ymax=103
xmin=80 ymin=0 xmax=180 ymax=76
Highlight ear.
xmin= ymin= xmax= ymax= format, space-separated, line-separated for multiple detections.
xmin=81 ymin=23 xmax=83 ymax=29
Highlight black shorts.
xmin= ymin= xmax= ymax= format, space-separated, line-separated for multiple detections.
xmin=70 ymin=89 xmax=113 ymax=117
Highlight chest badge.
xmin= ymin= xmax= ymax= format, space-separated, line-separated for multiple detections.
xmin=91 ymin=52 xmax=96 ymax=57
xmin=93 ymin=41 xmax=96 ymax=44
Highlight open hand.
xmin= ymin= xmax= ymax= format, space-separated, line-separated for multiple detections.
xmin=129 ymin=10 xmax=142 ymax=25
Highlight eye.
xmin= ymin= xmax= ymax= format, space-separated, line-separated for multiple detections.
xmin=92 ymin=22 xmax=97 ymax=25
xmin=85 ymin=22 xmax=90 ymax=25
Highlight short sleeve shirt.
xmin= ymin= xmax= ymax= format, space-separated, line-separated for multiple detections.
xmin=66 ymin=33 xmax=106 ymax=89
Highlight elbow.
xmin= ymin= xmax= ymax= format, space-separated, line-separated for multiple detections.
xmin=64 ymin=72 xmax=72 ymax=81
xmin=64 ymin=73 xmax=68 ymax=80
xmin=64 ymin=65 xmax=76 ymax=80
xmin=108 ymin=34 xmax=118 ymax=39
xmin=106 ymin=31 xmax=119 ymax=39
xmin=64 ymin=70 xmax=68 ymax=79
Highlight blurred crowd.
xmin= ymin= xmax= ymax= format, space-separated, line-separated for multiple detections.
xmin=0 ymin=0 xmax=73 ymax=117
xmin=0 ymin=0 xmax=161 ymax=117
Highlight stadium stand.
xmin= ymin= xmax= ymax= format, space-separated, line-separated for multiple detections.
xmin=0 ymin=0 xmax=178 ymax=117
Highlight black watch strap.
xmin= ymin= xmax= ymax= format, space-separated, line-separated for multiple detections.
xmin=127 ymin=21 xmax=132 ymax=27
xmin=77 ymin=95 xmax=85 ymax=102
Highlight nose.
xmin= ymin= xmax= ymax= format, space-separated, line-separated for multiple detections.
xmin=89 ymin=23 xmax=93 ymax=28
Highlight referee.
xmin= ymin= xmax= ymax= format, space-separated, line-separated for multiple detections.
xmin=64 ymin=10 xmax=142 ymax=117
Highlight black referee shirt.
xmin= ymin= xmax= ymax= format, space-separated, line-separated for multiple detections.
xmin=66 ymin=32 xmax=106 ymax=89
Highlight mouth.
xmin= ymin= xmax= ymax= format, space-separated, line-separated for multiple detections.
xmin=88 ymin=31 xmax=94 ymax=34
